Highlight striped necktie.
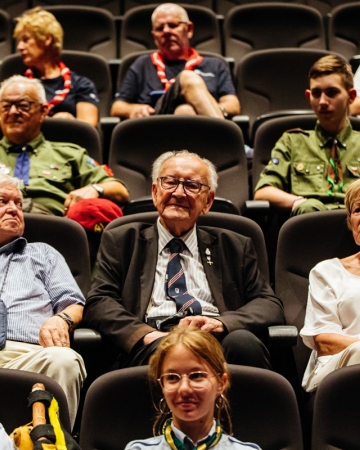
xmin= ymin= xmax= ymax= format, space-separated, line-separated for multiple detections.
xmin=165 ymin=239 xmax=202 ymax=315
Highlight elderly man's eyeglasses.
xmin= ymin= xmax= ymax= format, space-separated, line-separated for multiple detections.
xmin=158 ymin=176 xmax=210 ymax=194
xmin=158 ymin=371 xmax=216 ymax=392
xmin=0 ymin=100 xmax=36 ymax=113
xmin=153 ymin=21 xmax=187 ymax=33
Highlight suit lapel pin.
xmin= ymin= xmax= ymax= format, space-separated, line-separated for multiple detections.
xmin=205 ymin=248 xmax=213 ymax=265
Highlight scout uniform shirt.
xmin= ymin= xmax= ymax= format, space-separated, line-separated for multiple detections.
xmin=0 ymin=133 xmax=119 ymax=216
xmin=255 ymin=120 xmax=360 ymax=206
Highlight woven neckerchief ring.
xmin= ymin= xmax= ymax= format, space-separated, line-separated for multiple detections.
xmin=150 ymin=48 xmax=203 ymax=92
xmin=24 ymin=61 xmax=72 ymax=114
xmin=163 ymin=419 xmax=222 ymax=450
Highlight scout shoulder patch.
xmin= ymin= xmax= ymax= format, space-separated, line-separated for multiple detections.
xmin=86 ymin=157 xmax=100 ymax=167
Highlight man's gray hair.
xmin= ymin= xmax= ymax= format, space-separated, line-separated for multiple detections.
xmin=152 ymin=150 xmax=218 ymax=191
xmin=0 ymin=75 xmax=46 ymax=104
xmin=151 ymin=3 xmax=189 ymax=26
xmin=0 ymin=174 xmax=23 ymax=196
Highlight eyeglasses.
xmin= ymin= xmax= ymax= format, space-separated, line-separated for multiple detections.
xmin=158 ymin=371 xmax=215 ymax=392
xmin=0 ymin=100 xmax=36 ymax=113
xmin=153 ymin=21 xmax=187 ymax=33
xmin=158 ymin=176 xmax=210 ymax=194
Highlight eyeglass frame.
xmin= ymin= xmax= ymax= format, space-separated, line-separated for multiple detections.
xmin=152 ymin=21 xmax=188 ymax=33
xmin=157 ymin=176 xmax=211 ymax=194
xmin=158 ymin=371 xmax=217 ymax=391
xmin=0 ymin=100 xmax=38 ymax=114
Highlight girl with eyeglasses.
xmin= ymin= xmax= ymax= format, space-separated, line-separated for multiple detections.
xmin=125 ymin=327 xmax=260 ymax=450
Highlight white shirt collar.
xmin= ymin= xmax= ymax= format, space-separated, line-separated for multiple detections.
xmin=157 ymin=217 xmax=198 ymax=257
xmin=170 ymin=420 xmax=216 ymax=447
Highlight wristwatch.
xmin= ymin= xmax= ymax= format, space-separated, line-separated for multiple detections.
xmin=56 ymin=312 xmax=74 ymax=332
xmin=92 ymin=184 xmax=104 ymax=198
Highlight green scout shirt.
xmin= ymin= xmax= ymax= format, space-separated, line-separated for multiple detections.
xmin=255 ymin=120 xmax=360 ymax=205
xmin=0 ymin=133 xmax=122 ymax=215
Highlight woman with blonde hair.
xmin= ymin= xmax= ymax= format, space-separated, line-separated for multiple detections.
xmin=125 ymin=327 xmax=260 ymax=449
xmin=301 ymin=178 xmax=360 ymax=391
xmin=13 ymin=7 xmax=99 ymax=126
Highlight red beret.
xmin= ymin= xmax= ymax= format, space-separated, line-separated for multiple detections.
xmin=67 ymin=198 xmax=123 ymax=232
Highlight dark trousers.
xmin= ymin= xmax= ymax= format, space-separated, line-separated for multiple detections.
xmin=117 ymin=329 xmax=271 ymax=370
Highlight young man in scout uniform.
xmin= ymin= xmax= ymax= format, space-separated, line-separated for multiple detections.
xmin=254 ymin=54 xmax=360 ymax=215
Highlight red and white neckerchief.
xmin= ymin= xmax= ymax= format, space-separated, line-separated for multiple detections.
xmin=24 ymin=61 xmax=71 ymax=113
xmin=150 ymin=48 xmax=203 ymax=91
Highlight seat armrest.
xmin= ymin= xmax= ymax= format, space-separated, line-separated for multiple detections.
xmin=243 ymin=200 xmax=270 ymax=226
xmin=268 ymin=325 xmax=298 ymax=347
xmin=71 ymin=328 xmax=102 ymax=352
xmin=123 ymin=196 xmax=156 ymax=215
xmin=231 ymin=115 xmax=250 ymax=145
xmin=100 ymin=116 xmax=120 ymax=126
xmin=244 ymin=200 xmax=270 ymax=213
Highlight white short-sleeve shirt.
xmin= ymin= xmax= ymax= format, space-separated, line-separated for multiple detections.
xmin=300 ymin=258 xmax=360 ymax=387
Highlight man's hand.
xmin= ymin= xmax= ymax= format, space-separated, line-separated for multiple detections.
xmin=52 ymin=112 xmax=76 ymax=120
xmin=291 ymin=196 xmax=307 ymax=211
xmin=178 ymin=316 xmax=225 ymax=334
xmin=143 ymin=330 xmax=168 ymax=345
xmin=129 ymin=104 xmax=155 ymax=119
xmin=63 ymin=185 xmax=100 ymax=215
xmin=39 ymin=315 xmax=70 ymax=348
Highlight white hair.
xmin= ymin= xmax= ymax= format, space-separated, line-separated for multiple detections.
xmin=151 ymin=150 xmax=218 ymax=191
xmin=0 ymin=75 xmax=46 ymax=104
xmin=151 ymin=3 xmax=189 ymax=26
xmin=0 ymin=174 xmax=23 ymax=198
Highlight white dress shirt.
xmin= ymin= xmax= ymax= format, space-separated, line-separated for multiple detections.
xmin=146 ymin=218 xmax=219 ymax=319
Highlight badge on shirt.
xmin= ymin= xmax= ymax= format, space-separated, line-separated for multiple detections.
xmin=0 ymin=163 xmax=9 ymax=175
xmin=205 ymin=248 xmax=213 ymax=265
xmin=86 ymin=157 xmax=99 ymax=168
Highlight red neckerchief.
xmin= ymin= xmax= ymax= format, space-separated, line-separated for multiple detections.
xmin=24 ymin=61 xmax=72 ymax=113
xmin=150 ymin=48 xmax=203 ymax=91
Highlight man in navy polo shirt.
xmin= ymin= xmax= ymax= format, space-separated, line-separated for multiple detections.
xmin=110 ymin=3 xmax=240 ymax=120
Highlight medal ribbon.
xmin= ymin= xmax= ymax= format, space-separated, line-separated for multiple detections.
xmin=25 ymin=61 xmax=71 ymax=114
xmin=163 ymin=419 xmax=222 ymax=450
xmin=150 ymin=48 xmax=203 ymax=91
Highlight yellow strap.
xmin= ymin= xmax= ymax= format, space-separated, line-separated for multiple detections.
xmin=48 ymin=397 xmax=67 ymax=450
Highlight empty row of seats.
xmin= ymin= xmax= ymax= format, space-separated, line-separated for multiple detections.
xmin=2 ymin=0 xmax=360 ymax=17
xmin=2 ymin=3 xmax=360 ymax=60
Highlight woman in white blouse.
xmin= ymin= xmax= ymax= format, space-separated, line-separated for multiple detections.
xmin=125 ymin=327 xmax=260 ymax=450
xmin=301 ymin=178 xmax=360 ymax=391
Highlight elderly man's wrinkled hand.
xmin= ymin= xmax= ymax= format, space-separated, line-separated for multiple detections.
xmin=39 ymin=315 xmax=70 ymax=348
xmin=63 ymin=186 xmax=100 ymax=215
xmin=178 ymin=315 xmax=224 ymax=334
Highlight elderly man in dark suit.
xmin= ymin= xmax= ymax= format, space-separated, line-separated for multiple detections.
xmin=83 ymin=151 xmax=284 ymax=369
